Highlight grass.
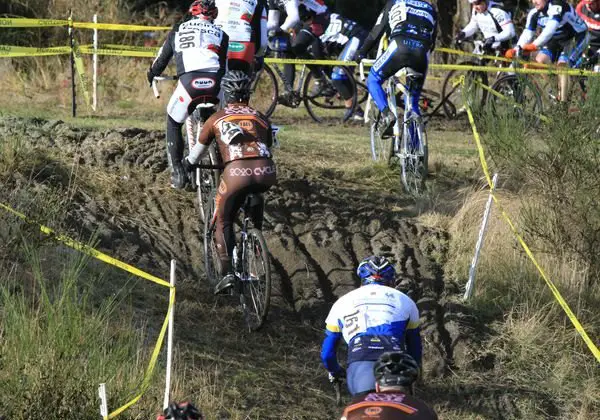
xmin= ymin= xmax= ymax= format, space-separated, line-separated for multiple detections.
xmin=1 ymin=60 xmax=599 ymax=419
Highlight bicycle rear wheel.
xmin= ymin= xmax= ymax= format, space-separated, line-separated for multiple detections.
xmin=400 ymin=117 xmax=427 ymax=195
xmin=197 ymin=145 xmax=221 ymax=223
xmin=239 ymin=228 xmax=271 ymax=331
xmin=203 ymin=192 xmax=221 ymax=286
xmin=249 ymin=64 xmax=278 ymax=117
xmin=303 ymin=67 xmax=357 ymax=124
xmin=367 ymin=101 xmax=392 ymax=162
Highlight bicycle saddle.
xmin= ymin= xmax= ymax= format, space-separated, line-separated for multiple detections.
xmin=396 ymin=67 xmax=423 ymax=80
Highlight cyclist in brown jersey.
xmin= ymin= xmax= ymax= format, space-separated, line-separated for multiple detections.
xmin=340 ymin=352 xmax=438 ymax=420
xmin=182 ymin=70 xmax=277 ymax=294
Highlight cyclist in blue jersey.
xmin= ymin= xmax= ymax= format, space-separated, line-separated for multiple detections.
xmin=505 ymin=0 xmax=589 ymax=102
xmin=355 ymin=0 xmax=438 ymax=137
xmin=321 ymin=256 xmax=422 ymax=396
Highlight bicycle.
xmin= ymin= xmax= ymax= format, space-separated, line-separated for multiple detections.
xmin=203 ymin=189 xmax=272 ymax=331
xmin=248 ymin=42 xmax=360 ymax=123
xmin=441 ymin=40 xmax=512 ymax=118
xmin=152 ymin=75 xmax=221 ymax=222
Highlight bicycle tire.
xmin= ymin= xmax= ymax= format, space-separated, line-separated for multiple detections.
xmin=239 ymin=228 xmax=271 ymax=331
xmin=303 ymin=66 xmax=357 ymax=124
xmin=249 ymin=64 xmax=278 ymax=117
xmin=441 ymin=63 xmax=488 ymax=118
xmin=203 ymin=192 xmax=221 ymax=287
xmin=197 ymin=145 xmax=221 ymax=223
xmin=487 ymin=74 xmax=543 ymax=124
xmin=400 ymin=117 xmax=427 ymax=195
xmin=367 ymin=100 xmax=392 ymax=162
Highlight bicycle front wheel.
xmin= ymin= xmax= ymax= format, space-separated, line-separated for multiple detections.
xmin=303 ymin=67 xmax=357 ymax=124
xmin=487 ymin=74 xmax=543 ymax=124
xmin=203 ymin=192 xmax=221 ymax=286
xmin=400 ymin=118 xmax=427 ymax=195
xmin=239 ymin=228 xmax=271 ymax=331
xmin=249 ymin=64 xmax=278 ymax=117
xmin=441 ymin=64 xmax=488 ymax=118
xmin=367 ymin=101 xmax=392 ymax=162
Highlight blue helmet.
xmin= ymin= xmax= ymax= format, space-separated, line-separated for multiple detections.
xmin=357 ymin=256 xmax=396 ymax=286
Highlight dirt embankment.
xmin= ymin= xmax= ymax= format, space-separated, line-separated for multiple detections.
xmin=1 ymin=117 xmax=478 ymax=416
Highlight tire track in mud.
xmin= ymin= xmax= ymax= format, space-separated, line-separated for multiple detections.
xmin=2 ymin=117 xmax=465 ymax=378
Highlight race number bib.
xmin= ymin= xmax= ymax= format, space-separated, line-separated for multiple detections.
xmin=323 ymin=13 xmax=343 ymax=38
xmin=219 ymin=121 xmax=244 ymax=144
xmin=175 ymin=29 xmax=200 ymax=51
xmin=389 ymin=2 xmax=408 ymax=29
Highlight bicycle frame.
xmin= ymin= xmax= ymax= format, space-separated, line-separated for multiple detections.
xmin=270 ymin=63 xmax=308 ymax=94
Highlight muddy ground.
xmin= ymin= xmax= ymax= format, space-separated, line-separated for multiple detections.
xmin=0 ymin=116 xmax=519 ymax=419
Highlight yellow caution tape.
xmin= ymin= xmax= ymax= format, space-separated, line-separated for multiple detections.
xmin=430 ymin=62 xmax=600 ymax=77
xmin=265 ymin=57 xmax=361 ymax=66
xmin=79 ymin=46 xmax=156 ymax=58
xmin=464 ymin=86 xmax=600 ymax=364
xmin=0 ymin=201 xmax=175 ymax=420
xmin=0 ymin=44 xmax=71 ymax=57
xmin=107 ymin=288 xmax=174 ymax=419
xmin=73 ymin=22 xmax=170 ymax=31
xmin=433 ymin=46 xmax=552 ymax=68
xmin=101 ymin=44 xmax=160 ymax=53
xmin=72 ymin=41 xmax=91 ymax=108
xmin=0 ymin=18 xmax=68 ymax=27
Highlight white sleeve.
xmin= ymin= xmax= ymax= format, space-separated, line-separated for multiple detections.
xmin=491 ymin=9 xmax=516 ymax=42
xmin=533 ymin=19 xmax=560 ymax=48
xmin=517 ymin=28 xmax=535 ymax=48
xmin=461 ymin=13 xmax=479 ymax=38
xmin=267 ymin=9 xmax=280 ymax=31
xmin=280 ymin=0 xmax=300 ymax=32
xmin=325 ymin=301 xmax=341 ymax=332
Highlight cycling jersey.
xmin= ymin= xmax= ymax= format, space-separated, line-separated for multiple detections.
xmin=460 ymin=2 xmax=516 ymax=48
xmin=151 ymin=18 xmax=228 ymax=76
xmin=267 ymin=0 xmax=328 ymax=32
xmin=341 ymin=392 xmax=438 ymax=420
xmin=321 ymin=284 xmax=422 ymax=370
xmin=214 ymin=0 xmax=268 ymax=57
xmin=576 ymin=0 xmax=600 ymax=52
xmin=518 ymin=0 xmax=588 ymax=49
xmin=196 ymin=105 xmax=273 ymax=163
xmin=360 ymin=0 xmax=438 ymax=56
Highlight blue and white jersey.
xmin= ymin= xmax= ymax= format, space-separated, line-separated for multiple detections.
xmin=324 ymin=284 xmax=420 ymax=363
xmin=519 ymin=0 xmax=587 ymax=47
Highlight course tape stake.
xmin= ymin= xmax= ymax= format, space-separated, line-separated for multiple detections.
xmin=463 ymin=89 xmax=600 ymax=363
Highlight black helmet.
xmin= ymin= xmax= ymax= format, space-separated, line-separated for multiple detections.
xmin=221 ymin=70 xmax=252 ymax=103
xmin=374 ymin=352 xmax=419 ymax=388
xmin=158 ymin=401 xmax=203 ymax=420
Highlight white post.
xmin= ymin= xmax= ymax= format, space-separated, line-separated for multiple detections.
xmin=464 ymin=173 xmax=498 ymax=300
xmin=163 ymin=259 xmax=176 ymax=409
xmin=92 ymin=13 xmax=98 ymax=111
xmin=98 ymin=383 xmax=108 ymax=419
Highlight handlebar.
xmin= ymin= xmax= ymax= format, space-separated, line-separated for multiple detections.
xmin=152 ymin=75 xmax=178 ymax=98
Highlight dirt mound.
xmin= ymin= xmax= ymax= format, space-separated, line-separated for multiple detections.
xmin=0 ymin=116 xmax=478 ymax=417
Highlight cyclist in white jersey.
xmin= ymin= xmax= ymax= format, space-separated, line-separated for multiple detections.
xmin=214 ymin=0 xmax=268 ymax=75
xmin=321 ymin=256 xmax=422 ymax=396
xmin=455 ymin=0 xmax=516 ymax=53
xmin=147 ymin=0 xmax=229 ymax=189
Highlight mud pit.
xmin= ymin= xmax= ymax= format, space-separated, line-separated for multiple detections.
xmin=1 ymin=117 xmax=473 ymax=417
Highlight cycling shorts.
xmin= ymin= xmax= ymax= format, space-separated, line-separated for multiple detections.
xmin=167 ymin=70 xmax=222 ymax=123
xmin=540 ymin=31 xmax=590 ymax=66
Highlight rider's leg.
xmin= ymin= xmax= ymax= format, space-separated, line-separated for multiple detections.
xmin=332 ymin=36 xmax=363 ymax=117
xmin=559 ymin=32 xmax=591 ymax=103
xmin=536 ymin=48 xmax=556 ymax=99
xmin=166 ymin=82 xmax=192 ymax=189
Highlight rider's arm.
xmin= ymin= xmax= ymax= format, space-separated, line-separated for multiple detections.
xmin=150 ymin=29 xmax=176 ymax=76
xmin=490 ymin=8 xmax=516 ymax=43
xmin=461 ymin=12 xmax=479 ymax=39
xmin=321 ymin=303 xmax=344 ymax=375
xmin=189 ymin=115 xmax=217 ymax=164
xmin=255 ymin=3 xmax=269 ymax=56
xmin=321 ymin=328 xmax=343 ymax=374
xmin=531 ymin=19 xmax=560 ymax=49
xmin=404 ymin=299 xmax=422 ymax=366
xmin=357 ymin=0 xmax=390 ymax=58
xmin=280 ymin=0 xmax=301 ymax=32
xmin=516 ymin=9 xmax=538 ymax=48
xmin=218 ymin=32 xmax=230 ymax=70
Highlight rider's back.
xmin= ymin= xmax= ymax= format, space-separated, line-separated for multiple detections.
xmin=341 ymin=391 xmax=438 ymax=420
